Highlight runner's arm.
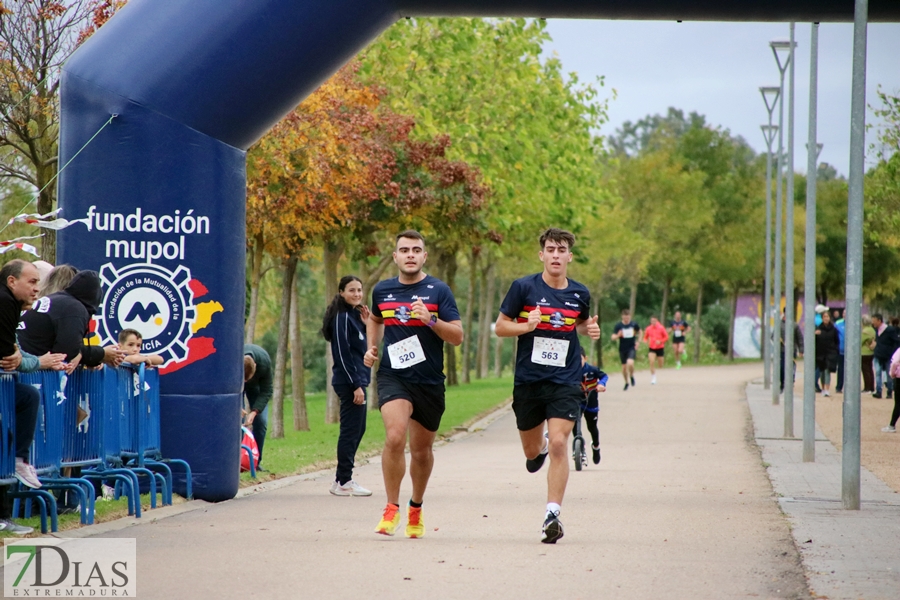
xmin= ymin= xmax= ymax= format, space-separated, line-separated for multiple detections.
xmin=363 ymin=314 xmax=384 ymax=368
xmin=433 ymin=319 xmax=463 ymax=346
xmin=495 ymin=311 xmax=539 ymax=338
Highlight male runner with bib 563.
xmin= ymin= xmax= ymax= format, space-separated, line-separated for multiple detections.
xmin=495 ymin=228 xmax=601 ymax=544
xmin=364 ymin=231 xmax=463 ymax=538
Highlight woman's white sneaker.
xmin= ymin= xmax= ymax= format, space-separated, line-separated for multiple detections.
xmin=881 ymin=425 xmax=896 ymax=433
xmin=330 ymin=480 xmax=372 ymax=496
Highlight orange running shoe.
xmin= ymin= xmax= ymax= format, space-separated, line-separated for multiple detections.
xmin=375 ymin=503 xmax=401 ymax=536
xmin=406 ymin=504 xmax=424 ymax=539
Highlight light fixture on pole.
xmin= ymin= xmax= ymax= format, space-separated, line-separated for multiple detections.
xmin=759 ymin=86 xmax=779 ymax=391
xmin=770 ymin=38 xmax=792 ymax=405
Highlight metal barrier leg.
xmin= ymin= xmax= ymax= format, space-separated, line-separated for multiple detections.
xmin=145 ymin=461 xmax=173 ymax=505
xmin=128 ymin=467 xmax=157 ymax=508
xmin=10 ymin=490 xmax=57 ymax=533
xmin=241 ymin=445 xmax=257 ymax=478
xmin=164 ymin=459 xmax=193 ymax=499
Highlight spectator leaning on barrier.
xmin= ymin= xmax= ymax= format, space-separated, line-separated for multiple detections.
xmin=243 ymin=344 xmax=273 ymax=470
xmin=18 ymin=270 xmax=124 ymax=372
xmin=0 ymin=260 xmax=44 ymax=535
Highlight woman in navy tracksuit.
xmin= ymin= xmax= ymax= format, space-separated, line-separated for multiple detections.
xmin=321 ymin=275 xmax=372 ymax=496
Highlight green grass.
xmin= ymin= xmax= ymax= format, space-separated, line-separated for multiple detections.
xmin=248 ymin=375 xmax=515 ymax=484
xmin=0 ymin=493 xmax=172 ymax=539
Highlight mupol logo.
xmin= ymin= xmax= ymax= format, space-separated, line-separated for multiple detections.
xmin=97 ymin=262 xmax=196 ymax=368
xmin=124 ymin=302 xmax=162 ymax=324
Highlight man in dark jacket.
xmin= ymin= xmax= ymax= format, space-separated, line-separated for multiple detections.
xmin=778 ymin=313 xmax=804 ymax=394
xmin=18 ymin=270 xmax=123 ymax=370
xmin=871 ymin=313 xmax=899 ymax=399
xmin=0 ymin=260 xmax=43 ymax=535
xmin=243 ymin=344 xmax=273 ymax=468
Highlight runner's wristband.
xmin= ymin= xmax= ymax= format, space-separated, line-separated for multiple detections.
xmin=427 ymin=314 xmax=437 ymax=328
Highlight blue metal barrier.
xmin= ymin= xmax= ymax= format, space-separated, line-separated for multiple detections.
xmin=63 ymin=367 xmax=142 ymax=518
xmin=0 ymin=372 xmax=57 ymax=533
xmin=18 ymin=371 xmax=94 ymax=525
xmin=119 ymin=364 xmax=192 ymax=502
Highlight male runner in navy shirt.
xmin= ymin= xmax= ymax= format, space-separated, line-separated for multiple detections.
xmin=495 ymin=228 xmax=601 ymax=543
xmin=364 ymin=230 xmax=462 ymax=539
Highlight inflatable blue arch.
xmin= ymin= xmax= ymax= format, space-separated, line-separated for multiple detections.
xmin=57 ymin=0 xmax=900 ymax=501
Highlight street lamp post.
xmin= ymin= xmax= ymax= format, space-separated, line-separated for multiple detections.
xmin=783 ymin=23 xmax=798 ymax=438
xmin=843 ymin=0 xmax=868 ymax=511
xmin=803 ymin=22 xmax=821 ymax=462
xmin=759 ymin=88 xmax=779 ymax=389
xmin=770 ymin=38 xmax=792 ymax=405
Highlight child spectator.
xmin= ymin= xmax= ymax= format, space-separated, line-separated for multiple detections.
xmin=118 ymin=329 xmax=163 ymax=366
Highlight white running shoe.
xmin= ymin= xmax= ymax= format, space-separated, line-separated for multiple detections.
xmin=14 ymin=458 xmax=41 ymax=489
xmin=823 ymin=390 xmax=830 ymax=397
xmin=330 ymin=480 xmax=373 ymax=496
xmin=651 ymin=375 xmax=657 ymax=385
xmin=882 ymin=425 xmax=896 ymax=433
xmin=0 ymin=519 xmax=33 ymax=535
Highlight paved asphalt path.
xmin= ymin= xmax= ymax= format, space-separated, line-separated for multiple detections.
xmin=46 ymin=363 xmax=811 ymax=599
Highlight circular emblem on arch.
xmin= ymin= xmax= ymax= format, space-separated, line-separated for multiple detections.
xmin=97 ymin=262 xmax=196 ymax=367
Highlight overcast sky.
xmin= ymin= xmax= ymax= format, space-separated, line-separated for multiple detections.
xmin=543 ymin=20 xmax=900 ymax=177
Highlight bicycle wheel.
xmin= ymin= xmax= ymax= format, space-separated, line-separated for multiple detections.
xmin=573 ymin=437 xmax=584 ymax=471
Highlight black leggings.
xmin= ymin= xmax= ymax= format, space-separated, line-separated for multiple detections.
xmin=583 ymin=411 xmax=600 ymax=447
xmin=892 ymin=378 xmax=900 ymax=428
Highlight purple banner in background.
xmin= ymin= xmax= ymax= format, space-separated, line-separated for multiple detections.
xmin=732 ymin=295 xmax=865 ymax=359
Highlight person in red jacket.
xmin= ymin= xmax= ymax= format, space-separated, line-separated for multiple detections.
xmin=643 ymin=315 xmax=669 ymax=385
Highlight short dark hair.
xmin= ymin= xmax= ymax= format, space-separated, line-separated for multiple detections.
xmin=539 ymin=228 xmax=576 ymax=250
xmin=119 ymin=328 xmax=142 ymax=344
xmin=580 ymin=347 xmax=587 ymax=358
xmin=873 ymin=313 xmax=884 ymax=322
xmin=0 ymin=259 xmax=29 ymax=285
xmin=621 ymin=309 xmax=631 ymax=316
xmin=395 ymin=230 xmax=425 ymax=245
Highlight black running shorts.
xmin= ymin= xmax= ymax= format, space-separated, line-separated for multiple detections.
xmin=672 ymin=336 xmax=686 ymax=346
xmin=649 ymin=347 xmax=665 ymax=357
xmin=512 ymin=381 xmax=583 ymax=431
xmin=377 ymin=370 xmax=446 ymax=432
xmin=618 ymin=347 xmax=636 ymax=365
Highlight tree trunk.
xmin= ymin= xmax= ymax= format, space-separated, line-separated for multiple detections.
xmin=245 ymin=233 xmax=265 ymax=344
xmin=462 ymin=249 xmax=479 ymax=384
xmin=290 ymin=270 xmax=309 ymax=431
xmin=478 ymin=268 xmax=496 ymax=378
xmin=693 ymin=284 xmax=704 ymax=364
xmin=440 ymin=251 xmax=459 ymax=386
xmin=474 ymin=261 xmax=489 ymax=379
xmin=727 ymin=285 xmax=738 ymax=361
xmin=494 ymin=335 xmax=504 ymax=378
xmin=271 ymin=256 xmax=297 ymax=439
xmin=629 ymin=280 xmax=638 ymax=316
xmin=660 ymin=275 xmax=671 ymax=324
xmin=323 ymin=240 xmax=344 ymax=424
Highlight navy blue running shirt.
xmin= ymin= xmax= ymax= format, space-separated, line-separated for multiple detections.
xmin=372 ymin=275 xmax=460 ymax=385
xmin=670 ymin=319 xmax=689 ymax=340
xmin=613 ymin=321 xmax=641 ymax=351
xmin=499 ymin=273 xmax=590 ymax=386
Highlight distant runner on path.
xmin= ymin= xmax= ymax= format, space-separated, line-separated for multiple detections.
xmin=495 ymin=228 xmax=601 ymax=544
xmin=612 ymin=310 xmax=641 ymax=391
xmin=364 ymin=230 xmax=463 ymax=539
xmin=643 ymin=316 xmax=668 ymax=385
xmin=668 ymin=311 xmax=690 ymax=369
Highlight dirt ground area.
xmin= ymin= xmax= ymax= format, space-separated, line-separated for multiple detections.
xmin=814 ymin=391 xmax=900 ymax=493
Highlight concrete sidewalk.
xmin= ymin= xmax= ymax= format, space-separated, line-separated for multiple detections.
xmin=747 ymin=379 xmax=900 ymax=600
xmin=10 ymin=363 xmax=898 ymax=598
